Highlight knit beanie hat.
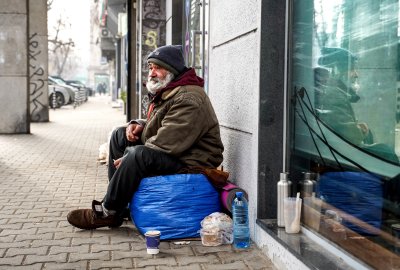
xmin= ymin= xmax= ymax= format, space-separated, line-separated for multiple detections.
xmin=147 ymin=45 xmax=186 ymax=76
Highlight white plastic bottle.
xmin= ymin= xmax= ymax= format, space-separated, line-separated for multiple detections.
xmin=232 ymin=191 xmax=250 ymax=248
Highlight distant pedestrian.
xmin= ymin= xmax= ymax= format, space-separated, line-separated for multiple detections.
xmin=96 ymin=82 xmax=105 ymax=95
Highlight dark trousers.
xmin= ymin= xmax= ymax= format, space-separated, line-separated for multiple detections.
xmin=103 ymin=126 xmax=184 ymax=214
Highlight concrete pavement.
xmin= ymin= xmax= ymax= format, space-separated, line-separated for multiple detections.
xmin=0 ymin=96 xmax=276 ymax=270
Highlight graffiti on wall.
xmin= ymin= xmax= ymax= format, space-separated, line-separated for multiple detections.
xmin=140 ymin=0 xmax=166 ymax=118
xmin=29 ymin=32 xmax=48 ymax=122
xmin=145 ymin=30 xmax=158 ymax=49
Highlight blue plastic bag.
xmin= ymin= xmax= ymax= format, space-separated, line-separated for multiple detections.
xmin=317 ymin=172 xmax=382 ymax=235
xmin=130 ymin=174 xmax=221 ymax=240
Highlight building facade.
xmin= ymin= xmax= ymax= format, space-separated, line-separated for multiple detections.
xmin=97 ymin=0 xmax=400 ymax=268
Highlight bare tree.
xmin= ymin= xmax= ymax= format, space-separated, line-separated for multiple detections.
xmin=48 ymin=13 xmax=75 ymax=76
xmin=47 ymin=0 xmax=54 ymax=11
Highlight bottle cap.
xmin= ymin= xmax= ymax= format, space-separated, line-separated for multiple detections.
xmin=236 ymin=191 xmax=243 ymax=198
xmin=304 ymin=172 xmax=315 ymax=180
xmin=280 ymin=172 xmax=289 ymax=181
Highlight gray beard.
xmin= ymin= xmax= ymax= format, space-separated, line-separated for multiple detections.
xmin=146 ymin=72 xmax=175 ymax=95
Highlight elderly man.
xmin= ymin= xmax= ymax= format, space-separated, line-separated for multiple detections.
xmin=316 ymin=47 xmax=399 ymax=163
xmin=67 ymin=45 xmax=224 ymax=229
xmin=316 ymin=47 xmax=368 ymax=145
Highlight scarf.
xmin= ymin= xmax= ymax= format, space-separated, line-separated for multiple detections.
xmin=147 ymin=68 xmax=204 ymax=119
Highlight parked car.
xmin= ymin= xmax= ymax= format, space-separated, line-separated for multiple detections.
xmin=65 ymin=80 xmax=91 ymax=101
xmin=49 ymin=76 xmax=78 ymax=105
xmin=48 ymin=84 xmax=70 ymax=108
xmin=50 ymin=76 xmax=88 ymax=104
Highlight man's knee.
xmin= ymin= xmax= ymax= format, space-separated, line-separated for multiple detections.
xmin=124 ymin=145 xmax=148 ymax=162
xmin=109 ymin=126 xmax=128 ymax=151
xmin=124 ymin=145 xmax=166 ymax=168
xmin=111 ymin=126 xmax=126 ymax=141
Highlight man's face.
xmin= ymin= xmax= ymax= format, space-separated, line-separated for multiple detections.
xmin=347 ymin=68 xmax=360 ymax=93
xmin=146 ymin=63 xmax=174 ymax=94
xmin=336 ymin=64 xmax=360 ymax=93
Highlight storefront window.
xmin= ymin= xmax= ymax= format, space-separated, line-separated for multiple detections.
xmin=289 ymin=1 xmax=400 ymax=268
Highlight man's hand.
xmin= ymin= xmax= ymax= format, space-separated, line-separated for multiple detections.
xmin=126 ymin=123 xmax=144 ymax=142
xmin=113 ymin=158 xmax=123 ymax=169
xmin=357 ymin=122 xmax=369 ymax=135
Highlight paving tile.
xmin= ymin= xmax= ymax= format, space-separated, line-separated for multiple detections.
xmin=68 ymin=250 xmax=110 ymax=262
xmin=176 ymin=254 xmax=220 ymax=265
xmin=203 ymin=261 xmax=249 ymax=270
xmin=43 ymin=261 xmax=87 ymax=270
xmin=0 ymin=240 xmax=32 ymax=249
xmin=136 ymin=257 xmax=178 ymax=268
xmin=90 ymin=258 xmax=134 ymax=269
xmin=49 ymin=245 xmax=90 ymax=255
xmin=0 ymin=255 xmax=24 ymax=265
xmin=0 ymin=264 xmax=42 ymax=270
xmin=30 ymin=238 xmax=71 ymax=248
xmin=6 ymin=246 xmax=48 ymax=257
xmin=24 ymin=253 xmax=68 ymax=264
xmin=159 ymin=265 xmax=202 ymax=270
xmin=161 ymin=246 xmax=194 ymax=256
xmin=91 ymin=242 xmax=130 ymax=253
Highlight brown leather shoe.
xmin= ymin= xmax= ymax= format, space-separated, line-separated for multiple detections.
xmin=67 ymin=200 xmax=123 ymax=230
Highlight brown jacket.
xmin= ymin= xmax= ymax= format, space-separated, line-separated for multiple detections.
xmin=138 ymin=84 xmax=224 ymax=168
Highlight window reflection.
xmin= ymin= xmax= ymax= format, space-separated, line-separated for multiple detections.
xmin=315 ymin=47 xmax=367 ymax=146
xmin=290 ymin=0 xmax=400 ymax=268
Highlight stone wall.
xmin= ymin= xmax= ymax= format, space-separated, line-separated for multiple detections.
xmin=208 ymin=0 xmax=260 ymax=236
xmin=0 ymin=0 xmax=29 ymax=133
xmin=29 ymin=0 xmax=49 ymax=122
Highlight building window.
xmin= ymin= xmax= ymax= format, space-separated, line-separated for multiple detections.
xmin=289 ymin=1 xmax=400 ymax=268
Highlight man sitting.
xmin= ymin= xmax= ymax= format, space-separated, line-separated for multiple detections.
xmin=67 ymin=45 xmax=224 ymax=229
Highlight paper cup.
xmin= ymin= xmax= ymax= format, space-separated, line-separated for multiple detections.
xmin=145 ymin=230 xmax=161 ymax=254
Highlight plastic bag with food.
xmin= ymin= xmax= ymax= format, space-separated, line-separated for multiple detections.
xmin=199 ymin=212 xmax=233 ymax=246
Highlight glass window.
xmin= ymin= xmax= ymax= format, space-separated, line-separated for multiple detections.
xmin=290 ymin=1 xmax=400 ymax=268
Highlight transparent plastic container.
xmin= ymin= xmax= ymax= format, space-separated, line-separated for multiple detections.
xmin=232 ymin=192 xmax=250 ymax=248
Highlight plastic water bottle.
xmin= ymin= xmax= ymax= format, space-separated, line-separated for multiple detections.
xmin=232 ymin=191 xmax=250 ymax=248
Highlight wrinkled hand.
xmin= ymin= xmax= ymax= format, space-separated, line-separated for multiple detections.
xmin=357 ymin=122 xmax=369 ymax=135
xmin=126 ymin=123 xmax=144 ymax=142
xmin=113 ymin=158 xmax=123 ymax=169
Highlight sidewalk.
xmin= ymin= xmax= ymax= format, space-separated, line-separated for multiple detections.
xmin=0 ymin=96 xmax=276 ymax=270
